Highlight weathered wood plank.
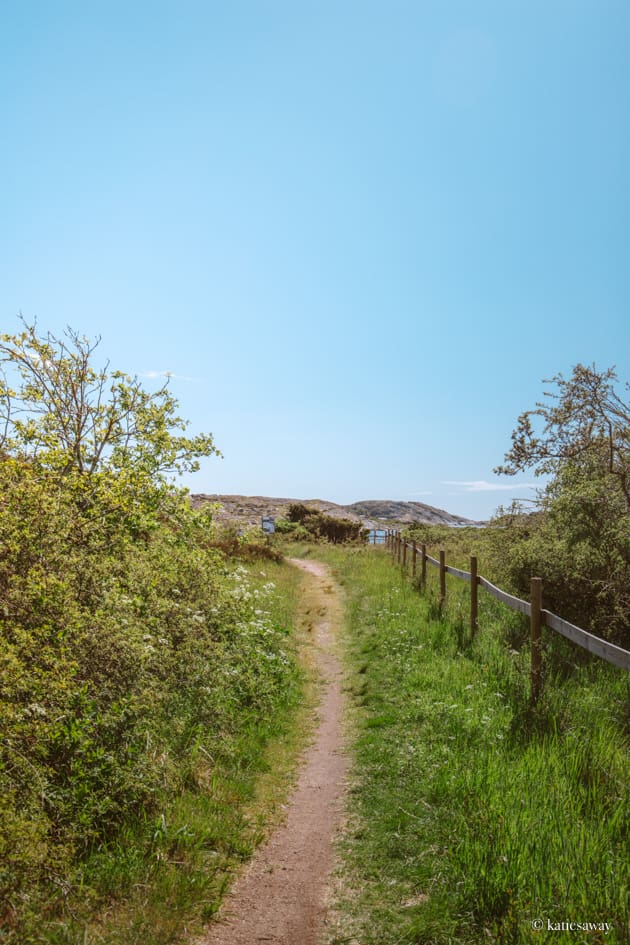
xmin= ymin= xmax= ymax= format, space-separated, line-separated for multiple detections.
xmin=478 ymin=576 xmax=531 ymax=616
xmin=390 ymin=539 xmax=630 ymax=674
xmin=445 ymin=565 xmax=471 ymax=582
xmin=542 ymin=611 xmax=630 ymax=671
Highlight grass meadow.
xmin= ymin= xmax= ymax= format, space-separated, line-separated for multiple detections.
xmin=305 ymin=545 xmax=630 ymax=945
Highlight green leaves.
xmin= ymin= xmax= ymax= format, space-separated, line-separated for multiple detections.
xmin=496 ymin=364 xmax=630 ymax=507
xmin=0 ymin=320 xmax=302 ymax=941
xmin=494 ymin=365 xmax=630 ymax=646
xmin=0 ymin=319 xmax=220 ymax=488
xmin=0 ymin=322 xmax=226 ymax=931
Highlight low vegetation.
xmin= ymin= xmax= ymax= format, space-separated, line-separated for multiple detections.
xmin=275 ymin=502 xmax=365 ymax=543
xmin=408 ymin=366 xmax=630 ymax=649
xmin=494 ymin=365 xmax=630 ymax=646
xmin=2 ymin=331 xmax=629 ymax=945
xmin=318 ymin=546 xmax=629 ymax=945
xmin=0 ymin=324 xmax=306 ymax=943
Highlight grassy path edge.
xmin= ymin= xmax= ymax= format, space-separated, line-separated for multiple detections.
xmin=38 ymin=557 xmax=317 ymax=945
xmin=312 ymin=546 xmax=629 ymax=945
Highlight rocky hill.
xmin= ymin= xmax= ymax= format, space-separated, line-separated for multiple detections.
xmin=190 ymin=494 xmax=479 ymax=528
xmin=346 ymin=499 xmax=477 ymax=526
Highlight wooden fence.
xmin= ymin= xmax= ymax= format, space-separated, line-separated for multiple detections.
xmin=384 ymin=530 xmax=630 ymax=701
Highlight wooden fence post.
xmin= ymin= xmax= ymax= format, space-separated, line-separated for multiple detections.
xmin=397 ymin=532 xmax=401 ymax=564
xmin=402 ymin=538 xmax=407 ymax=569
xmin=412 ymin=540 xmax=417 ymax=578
xmin=439 ymin=550 xmax=446 ymax=604
xmin=470 ymin=555 xmax=478 ymax=635
xmin=530 ymin=577 xmax=543 ymax=702
xmin=421 ymin=544 xmax=427 ymax=587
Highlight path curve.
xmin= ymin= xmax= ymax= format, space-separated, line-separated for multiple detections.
xmin=199 ymin=558 xmax=348 ymax=945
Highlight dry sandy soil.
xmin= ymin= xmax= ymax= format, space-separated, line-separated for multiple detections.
xmin=198 ymin=558 xmax=349 ymax=945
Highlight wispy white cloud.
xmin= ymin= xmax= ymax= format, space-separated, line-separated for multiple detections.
xmin=444 ymin=480 xmax=536 ymax=493
xmin=139 ymin=370 xmax=200 ymax=382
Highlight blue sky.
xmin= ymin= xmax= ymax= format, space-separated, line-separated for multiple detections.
xmin=2 ymin=1 xmax=628 ymax=520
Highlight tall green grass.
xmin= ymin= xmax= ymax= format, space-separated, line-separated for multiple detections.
xmin=316 ymin=546 xmax=629 ymax=945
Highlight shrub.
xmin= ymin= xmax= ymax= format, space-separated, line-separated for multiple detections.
xmin=0 ymin=324 xmax=296 ymax=936
xmin=284 ymin=504 xmax=365 ymax=543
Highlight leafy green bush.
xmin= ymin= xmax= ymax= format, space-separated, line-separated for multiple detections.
xmin=0 ymin=325 xmax=298 ymax=939
xmin=274 ymin=518 xmax=312 ymax=540
xmin=284 ymin=503 xmax=365 ymax=543
xmin=408 ymin=366 xmax=630 ymax=647
xmin=494 ymin=365 xmax=630 ymax=646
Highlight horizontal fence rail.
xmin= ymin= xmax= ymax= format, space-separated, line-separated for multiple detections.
xmin=542 ymin=610 xmax=630 ymax=672
xmin=478 ymin=576 xmax=531 ymax=618
xmin=383 ymin=529 xmax=630 ymax=699
xmin=445 ymin=564 xmax=472 ymax=583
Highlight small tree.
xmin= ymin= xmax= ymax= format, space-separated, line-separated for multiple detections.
xmin=0 ymin=320 xmax=219 ymax=482
xmin=495 ymin=363 xmax=630 ymax=509
xmin=494 ymin=364 xmax=630 ymax=643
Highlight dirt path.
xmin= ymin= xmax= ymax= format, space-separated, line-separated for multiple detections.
xmin=199 ymin=558 xmax=348 ymax=945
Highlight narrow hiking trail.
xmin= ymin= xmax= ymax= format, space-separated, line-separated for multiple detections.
xmin=199 ymin=558 xmax=349 ymax=945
